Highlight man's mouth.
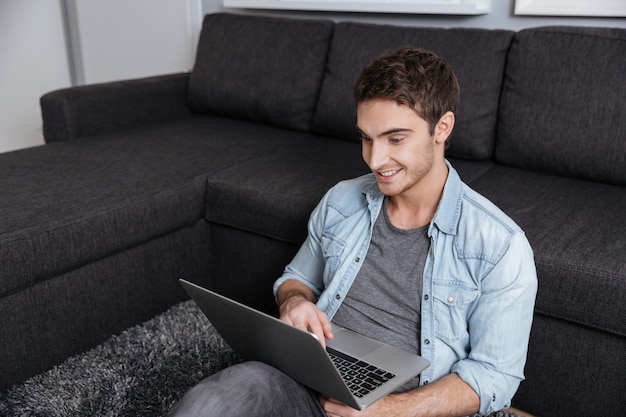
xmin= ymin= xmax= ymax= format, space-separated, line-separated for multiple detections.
xmin=379 ymin=169 xmax=399 ymax=178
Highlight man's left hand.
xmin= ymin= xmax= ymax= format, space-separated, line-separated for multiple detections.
xmin=319 ymin=373 xmax=480 ymax=417
xmin=319 ymin=395 xmax=390 ymax=417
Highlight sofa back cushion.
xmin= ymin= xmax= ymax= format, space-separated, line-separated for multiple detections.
xmin=497 ymin=27 xmax=626 ymax=185
xmin=188 ymin=13 xmax=333 ymax=132
xmin=312 ymin=22 xmax=514 ymax=160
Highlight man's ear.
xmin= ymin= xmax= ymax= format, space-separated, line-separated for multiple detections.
xmin=434 ymin=111 xmax=455 ymax=144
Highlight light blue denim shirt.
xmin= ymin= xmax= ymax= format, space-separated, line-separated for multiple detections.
xmin=274 ymin=162 xmax=537 ymax=415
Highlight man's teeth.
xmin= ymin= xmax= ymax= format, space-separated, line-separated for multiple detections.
xmin=380 ymin=170 xmax=398 ymax=177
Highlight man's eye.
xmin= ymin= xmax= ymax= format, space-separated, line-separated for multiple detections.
xmin=390 ymin=137 xmax=404 ymax=143
xmin=360 ymin=135 xmax=372 ymax=142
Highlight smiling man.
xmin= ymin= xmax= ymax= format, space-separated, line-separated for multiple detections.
xmin=169 ymin=47 xmax=537 ymax=417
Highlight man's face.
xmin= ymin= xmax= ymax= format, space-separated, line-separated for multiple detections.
xmin=357 ymin=99 xmax=444 ymax=199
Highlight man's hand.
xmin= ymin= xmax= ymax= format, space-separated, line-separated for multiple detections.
xmin=320 ymin=373 xmax=479 ymax=417
xmin=276 ymin=280 xmax=333 ymax=346
xmin=320 ymin=395 xmax=391 ymax=417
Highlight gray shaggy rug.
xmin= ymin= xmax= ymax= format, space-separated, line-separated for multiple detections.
xmin=0 ymin=301 xmax=242 ymax=417
xmin=0 ymin=300 xmax=523 ymax=417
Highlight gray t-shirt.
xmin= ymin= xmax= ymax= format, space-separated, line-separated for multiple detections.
xmin=332 ymin=198 xmax=430 ymax=392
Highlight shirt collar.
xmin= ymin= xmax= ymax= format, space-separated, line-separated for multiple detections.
xmin=362 ymin=160 xmax=464 ymax=236
xmin=430 ymin=160 xmax=463 ymax=236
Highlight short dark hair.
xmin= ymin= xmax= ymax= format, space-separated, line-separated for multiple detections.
xmin=353 ymin=47 xmax=460 ymax=142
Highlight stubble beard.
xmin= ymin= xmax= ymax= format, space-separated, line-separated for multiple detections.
xmin=376 ymin=147 xmax=435 ymax=198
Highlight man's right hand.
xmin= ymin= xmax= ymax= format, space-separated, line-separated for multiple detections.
xmin=276 ymin=280 xmax=334 ymax=347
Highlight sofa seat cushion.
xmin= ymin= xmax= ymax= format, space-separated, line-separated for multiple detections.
xmin=312 ymin=21 xmax=514 ymax=160
xmin=0 ymin=116 xmax=318 ymax=299
xmin=446 ymin=157 xmax=495 ymax=185
xmin=0 ymin=154 xmax=198 ymax=301
xmin=470 ymin=165 xmax=626 ymax=337
xmin=205 ymin=148 xmax=497 ymax=248
xmin=497 ymin=26 xmax=626 ymax=185
xmin=206 ymin=134 xmax=370 ymax=245
xmin=188 ymin=13 xmax=333 ymax=132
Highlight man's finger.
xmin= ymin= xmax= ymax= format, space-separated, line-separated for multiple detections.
xmin=306 ymin=319 xmax=327 ymax=348
xmin=317 ymin=309 xmax=334 ymax=340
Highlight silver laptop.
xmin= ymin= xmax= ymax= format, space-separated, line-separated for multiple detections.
xmin=180 ymin=279 xmax=429 ymax=410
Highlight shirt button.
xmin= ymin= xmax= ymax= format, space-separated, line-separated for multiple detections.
xmin=355 ymin=257 xmax=360 ymax=263
xmin=424 ymin=294 xmax=429 ymax=301
xmin=424 ymin=339 xmax=430 ymax=345
xmin=447 ymin=296 xmax=454 ymax=303
xmin=335 ymin=294 xmax=341 ymax=300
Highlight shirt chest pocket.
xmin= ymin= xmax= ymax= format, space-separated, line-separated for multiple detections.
xmin=321 ymin=234 xmax=346 ymax=284
xmin=433 ymin=281 xmax=479 ymax=343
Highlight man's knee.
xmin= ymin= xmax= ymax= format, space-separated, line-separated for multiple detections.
xmin=168 ymin=361 xmax=292 ymax=417
xmin=215 ymin=361 xmax=287 ymax=394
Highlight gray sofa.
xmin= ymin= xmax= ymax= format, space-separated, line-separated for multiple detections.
xmin=0 ymin=13 xmax=624 ymax=417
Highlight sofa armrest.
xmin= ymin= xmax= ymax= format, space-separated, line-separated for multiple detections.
xmin=40 ymin=72 xmax=192 ymax=142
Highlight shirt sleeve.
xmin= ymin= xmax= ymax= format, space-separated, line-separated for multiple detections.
xmin=273 ymin=189 xmax=332 ymax=300
xmin=452 ymin=231 xmax=538 ymax=414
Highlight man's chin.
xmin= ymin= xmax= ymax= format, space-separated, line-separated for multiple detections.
xmin=375 ymin=182 xmax=401 ymax=197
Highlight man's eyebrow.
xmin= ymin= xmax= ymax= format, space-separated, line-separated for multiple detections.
xmin=380 ymin=128 xmax=413 ymax=137
xmin=356 ymin=127 xmax=413 ymax=138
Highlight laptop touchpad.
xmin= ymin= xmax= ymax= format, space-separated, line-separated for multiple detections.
xmin=328 ymin=326 xmax=384 ymax=356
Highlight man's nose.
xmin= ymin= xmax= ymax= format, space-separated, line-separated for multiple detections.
xmin=368 ymin=141 xmax=389 ymax=169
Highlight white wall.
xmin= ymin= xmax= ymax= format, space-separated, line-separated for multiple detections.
xmin=0 ymin=0 xmax=204 ymax=154
xmin=0 ymin=0 xmax=71 ymax=154
xmin=207 ymin=0 xmax=626 ymax=30
xmin=66 ymin=0 xmax=204 ymax=85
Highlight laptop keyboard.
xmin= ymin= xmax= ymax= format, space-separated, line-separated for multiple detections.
xmin=327 ymin=347 xmax=396 ymax=398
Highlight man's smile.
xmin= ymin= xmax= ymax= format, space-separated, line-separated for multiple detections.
xmin=379 ymin=169 xmax=399 ymax=177
xmin=377 ymin=168 xmax=402 ymax=179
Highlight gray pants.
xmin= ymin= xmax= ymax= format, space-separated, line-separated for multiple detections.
xmin=168 ymin=361 xmax=327 ymax=417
